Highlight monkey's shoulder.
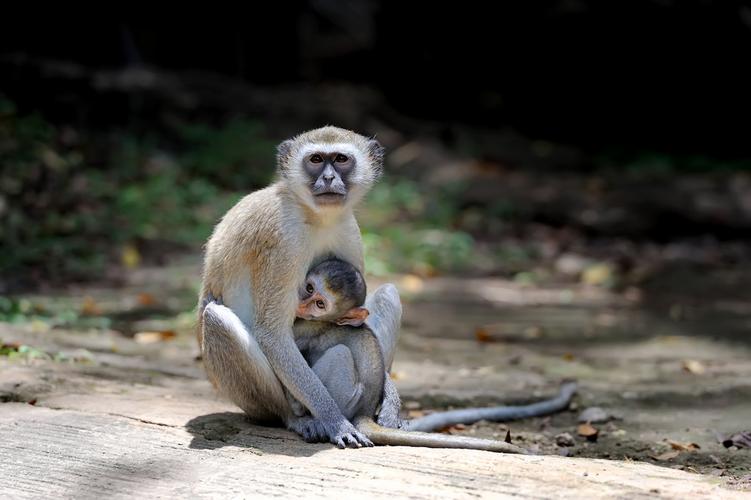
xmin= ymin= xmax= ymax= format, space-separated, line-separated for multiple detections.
xmin=222 ymin=184 xmax=304 ymax=247
xmin=226 ymin=184 xmax=287 ymax=223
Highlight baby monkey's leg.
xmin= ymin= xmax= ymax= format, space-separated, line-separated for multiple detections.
xmin=364 ymin=284 xmax=402 ymax=371
xmin=309 ymin=344 xmax=363 ymax=420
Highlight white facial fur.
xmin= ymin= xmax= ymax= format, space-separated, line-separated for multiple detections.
xmin=284 ymin=142 xmax=379 ymax=213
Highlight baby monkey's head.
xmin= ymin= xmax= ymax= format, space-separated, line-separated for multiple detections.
xmin=297 ymin=258 xmax=369 ymax=327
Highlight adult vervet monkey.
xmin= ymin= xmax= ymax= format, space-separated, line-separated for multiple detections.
xmin=199 ymin=126 xmax=398 ymax=448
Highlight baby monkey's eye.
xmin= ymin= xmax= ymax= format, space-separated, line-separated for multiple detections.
xmin=335 ymin=154 xmax=349 ymax=163
xmin=306 ymin=283 xmax=314 ymax=294
xmin=310 ymin=154 xmax=323 ymax=163
xmin=315 ymin=300 xmax=325 ymax=309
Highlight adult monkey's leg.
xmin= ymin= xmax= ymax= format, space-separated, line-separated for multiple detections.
xmin=201 ymin=298 xmax=290 ymax=422
xmin=364 ymin=284 xmax=402 ymax=371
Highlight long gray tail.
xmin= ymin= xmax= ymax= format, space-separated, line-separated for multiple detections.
xmin=402 ymin=381 xmax=577 ymax=433
xmin=356 ymin=418 xmax=528 ymax=454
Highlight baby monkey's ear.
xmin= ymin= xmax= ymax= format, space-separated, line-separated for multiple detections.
xmin=336 ymin=307 xmax=370 ymax=327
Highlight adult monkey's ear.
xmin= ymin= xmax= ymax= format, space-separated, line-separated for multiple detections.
xmin=336 ymin=307 xmax=370 ymax=327
xmin=276 ymin=139 xmax=295 ymax=176
xmin=367 ymin=138 xmax=385 ymax=179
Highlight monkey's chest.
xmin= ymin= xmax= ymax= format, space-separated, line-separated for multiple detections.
xmin=306 ymin=226 xmax=360 ymax=268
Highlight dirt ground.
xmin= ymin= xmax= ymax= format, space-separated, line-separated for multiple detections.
xmin=1 ymin=255 xmax=750 ymax=497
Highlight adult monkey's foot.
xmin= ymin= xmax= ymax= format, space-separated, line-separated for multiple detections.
xmin=323 ymin=417 xmax=373 ymax=448
xmin=287 ymin=415 xmax=373 ymax=448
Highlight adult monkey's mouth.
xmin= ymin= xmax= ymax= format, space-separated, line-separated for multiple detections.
xmin=314 ymin=192 xmax=346 ymax=204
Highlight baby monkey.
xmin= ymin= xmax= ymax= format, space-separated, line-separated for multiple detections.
xmin=292 ymin=258 xmax=401 ymax=432
xmin=292 ymin=259 xmax=577 ymax=453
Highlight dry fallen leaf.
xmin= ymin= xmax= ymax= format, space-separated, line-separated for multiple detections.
xmin=121 ymin=244 xmax=141 ymax=269
xmin=666 ymin=439 xmax=700 ymax=451
xmin=137 ymin=292 xmax=157 ymax=306
xmin=562 ymin=353 xmax=576 ymax=362
xmin=682 ymin=360 xmax=706 ymax=375
xmin=523 ymin=326 xmax=543 ymax=339
xmin=577 ymin=423 xmax=599 ymax=441
xmin=81 ymin=296 xmax=102 ymax=316
xmin=399 ymin=274 xmax=424 ymax=293
xmin=652 ymin=450 xmax=681 ymax=461
xmin=403 ymin=401 xmax=421 ymax=410
xmin=134 ymin=330 xmax=177 ymax=344
xmin=30 ymin=319 xmax=51 ymax=333
xmin=581 ymin=263 xmax=614 ymax=286
xmin=475 ymin=327 xmax=494 ymax=343
xmin=578 ymin=407 xmax=613 ymax=424
xmin=555 ymin=432 xmax=575 ymax=447
xmin=445 ymin=423 xmax=467 ymax=435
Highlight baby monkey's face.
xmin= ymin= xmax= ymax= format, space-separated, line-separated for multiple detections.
xmin=297 ymin=271 xmax=369 ymax=327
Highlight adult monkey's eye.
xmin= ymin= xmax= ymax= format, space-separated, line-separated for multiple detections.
xmin=335 ymin=154 xmax=349 ymax=163
xmin=306 ymin=284 xmax=314 ymax=294
xmin=310 ymin=154 xmax=323 ymax=163
xmin=315 ymin=300 xmax=325 ymax=309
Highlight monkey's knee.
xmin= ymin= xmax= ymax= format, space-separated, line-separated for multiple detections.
xmin=367 ymin=284 xmax=402 ymax=325
xmin=201 ymin=302 xmax=287 ymax=420
xmin=373 ymin=283 xmax=401 ymax=308
xmin=202 ymin=302 xmax=250 ymax=350
xmin=365 ymin=283 xmax=402 ymax=370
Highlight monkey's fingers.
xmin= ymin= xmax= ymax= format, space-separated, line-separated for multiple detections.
xmin=302 ymin=422 xmax=322 ymax=443
xmin=347 ymin=430 xmax=373 ymax=448
xmin=357 ymin=432 xmax=374 ymax=447
xmin=332 ymin=431 xmax=369 ymax=449
xmin=288 ymin=416 xmax=328 ymax=443
xmin=311 ymin=420 xmax=327 ymax=442
xmin=344 ymin=435 xmax=362 ymax=448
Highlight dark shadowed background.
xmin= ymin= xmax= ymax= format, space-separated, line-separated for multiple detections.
xmin=3 ymin=3 xmax=751 ymax=290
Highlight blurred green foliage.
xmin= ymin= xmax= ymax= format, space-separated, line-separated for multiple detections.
xmin=0 ymin=295 xmax=84 ymax=328
xmin=0 ymin=343 xmax=51 ymax=361
xmin=176 ymin=119 xmax=275 ymax=188
xmin=598 ymin=151 xmax=751 ymax=174
xmin=360 ymin=180 xmax=474 ymax=276
xmin=0 ymin=98 xmax=273 ymax=285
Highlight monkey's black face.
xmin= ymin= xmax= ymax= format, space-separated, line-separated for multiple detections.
xmin=304 ymin=152 xmax=354 ymax=205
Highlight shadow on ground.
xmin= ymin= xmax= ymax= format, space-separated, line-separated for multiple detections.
xmin=186 ymin=412 xmax=324 ymax=458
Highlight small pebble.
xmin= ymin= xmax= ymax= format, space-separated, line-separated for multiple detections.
xmin=555 ymin=432 xmax=576 ymax=447
xmin=578 ymin=407 xmax=614 ymax=424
